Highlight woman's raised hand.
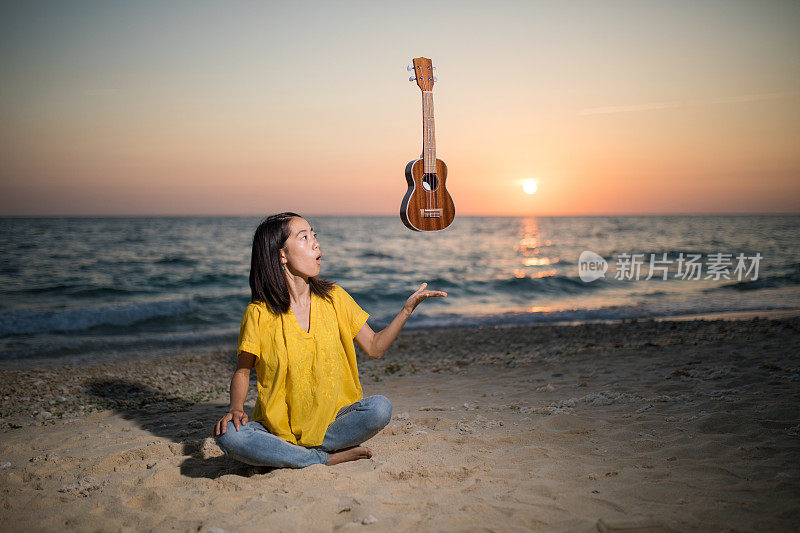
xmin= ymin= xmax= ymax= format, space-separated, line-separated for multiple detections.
xmin=403 ymin=282 xmax=447 ymax=314
xmin=214 ymin=408 xmax=248 ymax=437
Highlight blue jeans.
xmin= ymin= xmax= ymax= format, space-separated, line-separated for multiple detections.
xmin=215 ymin=395 xmax=392 ymax=468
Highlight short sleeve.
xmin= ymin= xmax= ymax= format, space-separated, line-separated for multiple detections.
xmin=237 ymin=303 xmax=262 ymax=357
xmin=335 ymin=285 xmax=370 ymax=338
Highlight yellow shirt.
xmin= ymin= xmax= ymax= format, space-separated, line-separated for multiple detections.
xmin=236 ymin=284 xmax=370 ymax=446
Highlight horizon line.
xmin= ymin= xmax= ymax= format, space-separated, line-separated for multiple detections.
xmin=1 ymin=211 xmax=799 ymax=219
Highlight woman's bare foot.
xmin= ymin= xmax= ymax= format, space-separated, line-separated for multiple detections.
xmin=326 ymin=445 xmax=373 ymax=466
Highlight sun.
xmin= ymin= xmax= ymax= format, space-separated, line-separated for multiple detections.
xmin=522 ymin=179 xmax=538 ymax=195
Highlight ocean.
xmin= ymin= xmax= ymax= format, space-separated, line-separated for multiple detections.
xmin=1 ymin=215 xmax=798 ymax=363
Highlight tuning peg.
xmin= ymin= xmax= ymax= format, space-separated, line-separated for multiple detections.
xmin=432 ymin=76 xmax=438 ymax=82
xmin=407 ymin=64 xmax=414 ymax=71
xmin=409 ymin=76 xmax=416 ymax=82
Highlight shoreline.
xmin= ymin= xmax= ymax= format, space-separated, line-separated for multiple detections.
xmin=2 ymin=307 xmax=798 ymax=372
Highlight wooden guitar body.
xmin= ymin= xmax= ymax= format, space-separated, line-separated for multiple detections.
xmin=400 ymin=158 xmax=455 ymax=232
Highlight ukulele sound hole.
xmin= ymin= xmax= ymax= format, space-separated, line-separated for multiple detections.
xmin=422 ymin=173 xmax=439 ymax=191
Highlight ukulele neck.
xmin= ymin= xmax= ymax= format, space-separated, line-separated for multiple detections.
xmin=421 ymin=91 xmax=436 ymax=173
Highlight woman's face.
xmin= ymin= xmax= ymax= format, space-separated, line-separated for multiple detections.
xmin=280 ymin=217 xmax=322 ymax=279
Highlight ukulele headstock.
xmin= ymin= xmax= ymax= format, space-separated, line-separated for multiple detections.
xmin=408 ymin=57 xmax=436 ymax=91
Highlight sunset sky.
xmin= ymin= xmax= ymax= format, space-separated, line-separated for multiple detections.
xmin=1 ymin=0 xmax=798 ymax=216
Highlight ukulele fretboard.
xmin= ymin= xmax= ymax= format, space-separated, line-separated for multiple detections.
xmin=422 ymin=91 xmax=436 ymax=173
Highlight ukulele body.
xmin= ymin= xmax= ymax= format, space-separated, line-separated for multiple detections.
xmin=400 ymin=157 xmax=456 ymax=232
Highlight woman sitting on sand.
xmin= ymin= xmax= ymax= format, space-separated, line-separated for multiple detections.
xmin=214 ymin=212 xmax=446 ymax=468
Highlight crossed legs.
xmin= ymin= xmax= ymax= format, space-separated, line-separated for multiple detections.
xmin=215 ymin=395 xmax=392 ymax=469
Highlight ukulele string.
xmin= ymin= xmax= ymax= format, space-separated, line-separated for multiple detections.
xmin=425 ymin=92 xmax=435 ymax=209
xmin=420 ymin=91 xmax=425 ymax=211
xmin=430 ymin=89 xmax=437 ymax=214
xmin=425 ymin=91 xmax=435 ymax=214
xmin=423 ymin=90 xmax=430 ymax=211
xmin=425 ymin=90 xmax=430 ymax=213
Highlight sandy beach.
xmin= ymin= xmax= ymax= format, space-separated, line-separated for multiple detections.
xmin=1 ymin=315 xmax=799 ymax=532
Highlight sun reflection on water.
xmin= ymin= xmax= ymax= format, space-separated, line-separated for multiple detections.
xmin=513 ymin=218 xmax=558 ymax=278
xmin=523 ymin=257 xmax=559 ymax=266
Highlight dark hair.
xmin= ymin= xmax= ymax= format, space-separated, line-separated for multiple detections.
xmin=249 ymin=212 xmax=334 ymax=314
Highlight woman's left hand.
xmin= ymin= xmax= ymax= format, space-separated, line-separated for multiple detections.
xmin=403 ymin=282 xmax=447 ymax=314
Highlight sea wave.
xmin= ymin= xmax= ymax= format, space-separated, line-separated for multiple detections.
xmin=359 ymin=251 xmax=394 ymax=259
xmin=154 ymin=254 xmax=199 ymax=265
xmin=3 ymin=283 xmax=152 ymax=299
xmin=370 ymin=301 xmax=798 ymax=330
xmin=0 ymin=327 xmax=238 ymax=360
xmin=148 ymin=271 xmax=243 ymax=288
xmin=708 ymin=269 xmax=800 ymax=292
xmin=1 ymin=215 xmax=797 ymax=363
xmin=0 ymin=298 xmax=197 ymax=336
xmin=488 ymin=274 xmax=604 ymax=295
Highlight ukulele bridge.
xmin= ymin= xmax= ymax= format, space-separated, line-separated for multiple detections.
xmin=420 ymin=208 xmax=443 ymax=218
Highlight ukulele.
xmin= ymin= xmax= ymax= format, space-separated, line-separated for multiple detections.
xmin=400 ymin=57 xmax=456 ymax=232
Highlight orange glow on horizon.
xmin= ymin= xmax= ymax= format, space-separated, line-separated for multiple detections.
xmin=0 ymin=3 xmax=797 ymax=216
